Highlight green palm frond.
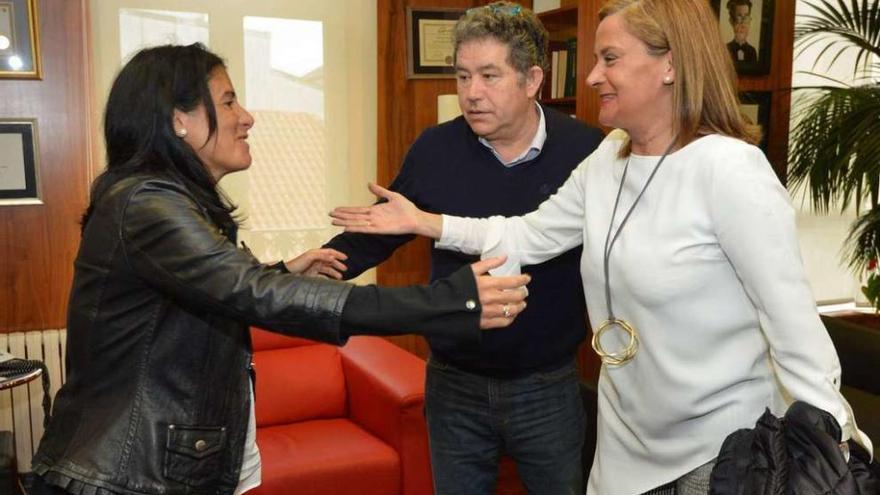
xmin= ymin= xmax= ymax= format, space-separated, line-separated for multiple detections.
xmin=795 ymin=0 xmax=880 ymax=76
xmin=788 ymin=84 xmax=880 ymax=213
xmin=790 ymin=0 xmax=880 ymax=275
xmin=846 ymin=204 xmax=880 ymax=270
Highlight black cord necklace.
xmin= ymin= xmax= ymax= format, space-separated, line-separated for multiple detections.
xmin=592 ymin=138 xmax=678 ymax=366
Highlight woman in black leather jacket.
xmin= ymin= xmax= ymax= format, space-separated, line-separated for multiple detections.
xmin=29 ymin=43 xmax=529 ymax=495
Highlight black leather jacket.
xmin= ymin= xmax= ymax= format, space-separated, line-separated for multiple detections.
xmin=711 ymin=401 xmax=878 ymax=494
xmin=32 ymin=175 xmax=481 ymax=494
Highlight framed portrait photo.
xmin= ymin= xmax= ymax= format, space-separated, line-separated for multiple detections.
xmin=406 ymin=7 xmax=465 ymax=79
xmin=0 ymin=119 xmax=41 ymax=205
xmin=0 ymin=0 xmax=41 ymax=79
xmin=712 ymin=0 xmax=774 ymax=76
xmin=739 ymin=91 xmax=771 ymax=153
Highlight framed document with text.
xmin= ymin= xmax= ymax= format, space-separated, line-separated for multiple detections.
xmin=0 ymin=119 xmax=41 ymax=205
xmin=406 ymin=7 xmax=465 ymax=79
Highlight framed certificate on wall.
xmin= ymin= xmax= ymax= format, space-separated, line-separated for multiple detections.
xmin=406 ymin=7 xmax=465 ymax=79
xmin=0 ymin=119 xmax=41 ymax=205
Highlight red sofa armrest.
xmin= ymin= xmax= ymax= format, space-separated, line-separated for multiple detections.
xmin=340 ymin=336 xmax=433 ymax=495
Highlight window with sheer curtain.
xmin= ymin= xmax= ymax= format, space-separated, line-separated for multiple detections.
xmin=241 ymin=17 xmax=327 ymax=258
xmin=90 ymin=0 xmax=376 ymax=275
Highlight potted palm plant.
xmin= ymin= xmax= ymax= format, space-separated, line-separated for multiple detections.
xmin=787 ymin=0 xmax=880 ymax=307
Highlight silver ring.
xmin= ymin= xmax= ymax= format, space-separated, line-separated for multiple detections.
xmin=502 ymin=303 xmax=511 ymax=318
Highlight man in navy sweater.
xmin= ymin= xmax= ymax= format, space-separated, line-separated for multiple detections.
xmin=326 ymin=3 xmax=603 ymax=493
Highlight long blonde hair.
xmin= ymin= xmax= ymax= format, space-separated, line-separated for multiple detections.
xmin=599 ymin=0 xmax=761 ymax=155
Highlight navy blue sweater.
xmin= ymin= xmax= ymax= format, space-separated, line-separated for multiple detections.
xmin=327 ymin=106 xmax=604 ymax=376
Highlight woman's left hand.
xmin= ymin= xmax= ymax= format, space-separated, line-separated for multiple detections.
xmin=284 ymin=248 xmax=348 ymax=279
xmin=330 ymin=183 xmax=442 ymax=238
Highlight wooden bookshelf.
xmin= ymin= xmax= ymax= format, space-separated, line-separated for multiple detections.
xmin=537 ymin=0 xmax=604 ymax=127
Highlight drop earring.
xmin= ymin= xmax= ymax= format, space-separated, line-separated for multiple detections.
xmin=176 ymin=128 xmax=188 ymax=138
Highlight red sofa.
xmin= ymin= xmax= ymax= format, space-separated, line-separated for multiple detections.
xmin=249 ymin=328 xmax=434 ymax=495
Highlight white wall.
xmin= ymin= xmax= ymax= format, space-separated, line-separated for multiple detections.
xmin=533 ymin=0 xmax=561 ymax=12
xmin=790 ymin=0 xmax=874 ymax=304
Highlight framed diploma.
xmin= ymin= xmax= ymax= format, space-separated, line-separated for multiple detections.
xmin=406 ymin=7 xmax=465 ymax=79
xmin=0 ymin=119 xmax=41 ymax=205
xmin=0 ymin=0 xmax=42 ymax=79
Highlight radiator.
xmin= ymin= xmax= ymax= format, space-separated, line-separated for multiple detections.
xmin=0 ymin=330 xmax=66 ymax=474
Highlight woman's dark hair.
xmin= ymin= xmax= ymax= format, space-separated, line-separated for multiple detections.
xmin=82 ymin=43 xmax=237 ymax=234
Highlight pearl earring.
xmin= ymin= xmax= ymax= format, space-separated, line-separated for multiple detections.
xmin=176 ymin=128 xmax=188 ymax=138
xmin=663 ymin=75 xmax=674 ymax=85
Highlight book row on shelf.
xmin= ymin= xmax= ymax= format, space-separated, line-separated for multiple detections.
xmin=549 ymin=38 xmax=577 ymax=100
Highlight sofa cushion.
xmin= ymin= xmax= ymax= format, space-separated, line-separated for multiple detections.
xmin=251 ymin=327 xmax=317 ymax=352
xmin=254 ymin=419 xmax=400 ymax=495
xmin=254 ymin=345 xmax=347 ymax=426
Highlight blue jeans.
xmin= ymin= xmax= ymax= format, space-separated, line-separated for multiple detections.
xmin=425 ymin=357 xmax=585 ymax=495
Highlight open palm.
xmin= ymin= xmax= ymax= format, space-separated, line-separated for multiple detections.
xmin=330 ymin=183 xmax=422 ymax=235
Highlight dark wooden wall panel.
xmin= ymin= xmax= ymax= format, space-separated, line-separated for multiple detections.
xmin=0 ymin=0 xmax=92 ymax=333
xmin=737 ymin=0 xmax=795 ymax=181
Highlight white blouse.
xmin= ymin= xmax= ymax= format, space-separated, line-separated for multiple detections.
xmin=438 ymin=131 xmax=871 ymax=494
xmin=235 ymin=382 xmax=261 ymax=494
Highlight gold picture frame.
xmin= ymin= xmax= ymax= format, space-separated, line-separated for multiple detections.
xmin=0 ymin=0 xmax=42 ymax=79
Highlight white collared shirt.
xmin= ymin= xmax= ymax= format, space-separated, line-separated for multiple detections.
xmin=477 ymin=102 xmax=546 ymax=167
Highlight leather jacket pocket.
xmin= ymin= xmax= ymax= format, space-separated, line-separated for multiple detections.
xmin=163 ymin=424 xmax=227 ymax=487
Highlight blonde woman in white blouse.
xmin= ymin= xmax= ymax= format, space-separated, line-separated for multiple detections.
xmin=331 ymin=0 xmax=873 ymax=493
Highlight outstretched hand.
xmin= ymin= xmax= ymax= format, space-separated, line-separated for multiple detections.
xmin=472 ymin=256 xmax=530 ymax=329
xmin=284 ymin=248 xmax=348 ymax=279
xmin=330 ymin=183 xmax=441 ymax=238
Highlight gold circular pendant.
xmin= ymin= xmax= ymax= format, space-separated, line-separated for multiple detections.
xmin=592 ymin=318 xmax=639 ymax=366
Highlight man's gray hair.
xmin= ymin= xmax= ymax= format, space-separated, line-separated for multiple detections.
xmin=453 ymin=2 xmax=550 ymax=77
